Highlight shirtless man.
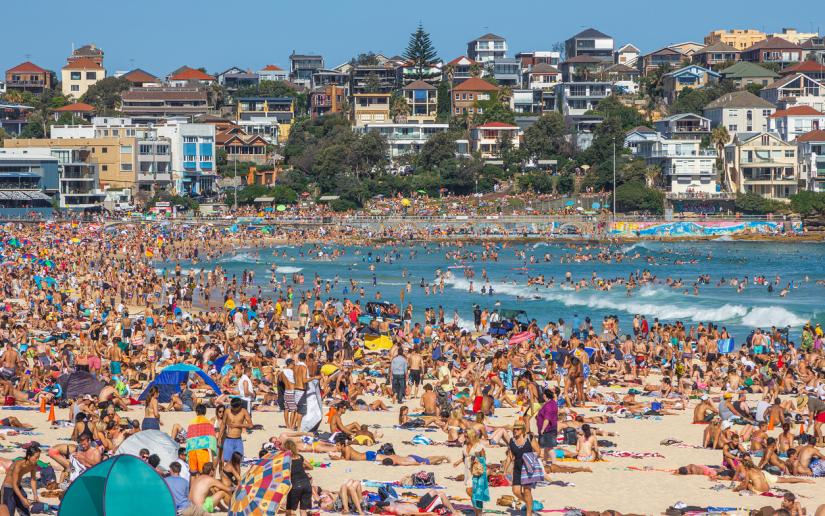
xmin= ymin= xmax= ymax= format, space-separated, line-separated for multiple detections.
xmin=293 ymin=353 xmax=309 ymax=431
xmin=98 ymin=383 xmax=128 ymax=411
xmin=408 ymin=348 xmax=423 ymax=399
xmin=71 ymin=433 xmax=102 ymax=478
xmin=0 ymin=343 xmax=20 ymax=380
xmin=280 ymin=359 xmax=296 ymax=430
xmin=420 ymin=384 xmax=438 ymax=416
xmin=329 ymin=403 xmax=362 ymax=435
xmin=219 ymin=398 xmax=252 ymax=466
xmin=787 ymin=445 xmax=825 ymax=476
xmin=758 ymin=437 xmax=789 ymax=474
xmin=108 ymin=341 xmax=123 ymax=378
xmin=189 ymin=462 xmax=232 ymax=514
xmin=693 ymin=395 xmax=718 ymax=423
xmin=1 ymin=445 xmax=40 ymax=516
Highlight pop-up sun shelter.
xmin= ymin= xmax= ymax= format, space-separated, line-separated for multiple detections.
xmin=58 ymin=454 xmax=175 ymax=516
xmin=138 ymin=363 xmax=221 ymax=403
xmin=115 ymin=430 xmax=179 ymax=470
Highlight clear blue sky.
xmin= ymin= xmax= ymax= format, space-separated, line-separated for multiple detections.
xmin=3 ymin=0 xmax=824 ymax=76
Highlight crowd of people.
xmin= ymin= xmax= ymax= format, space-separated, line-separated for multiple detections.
xmin=0 ymin=219 xmax=822 ymax=516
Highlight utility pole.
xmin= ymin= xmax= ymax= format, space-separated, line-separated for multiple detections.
xmin=233 ymin=157 xmax=238 ymax=211
xmin=612 ymin=137 xmax=617 ymax=222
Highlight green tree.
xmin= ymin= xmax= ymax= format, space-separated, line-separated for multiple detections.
xmin=790 ymin=190 xmax=825 ymax=215
xmin=418 ymin=131 xmax=457 ymax=171
xmin=474 ymin=92 xmax=515 ymax=125
xmin=390 ymin=92 xmax=410 ymax=122
xmin=615 ymin=181 xmax=664 ymax=214
xmin=523 ymin=112 xmax=567 ymax=160
xmin=588 ymin=96 xmax=645 ymax=131
xmin=734 ymin=192 xmax=782 ymax=214
xmin=403 ymin=24 xmax=438 ymax=80
xmin=81 ymin=76 xmax=131 ymax=115
xmin=436 ymin=80 xmax=451 ymax=121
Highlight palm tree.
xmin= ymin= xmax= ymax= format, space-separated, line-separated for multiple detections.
xmin=390 ymin=93 xmax=410 ymax=123
xmin=469 ymin=63 xmax=483 ymax=78
xmin=645 ymin=165 xmax=661 ymax=188
xmin=444 ymin=64 xmax=455 ymax=84
xmin=711 ymin=125 xmax=730 ymax=153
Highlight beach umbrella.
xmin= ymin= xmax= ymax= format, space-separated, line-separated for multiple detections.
xmin=591 ymin=202 xmax=601 ymax=209
xmin=564 ymin=200 xmax=575 ymax=207
xmin=276 ymin=204 xmax=286 ymax=212
xmin=417 ymin=189 xmax=427 ymax=194
xmin=263 ymin=207 xmax=274 ymax=212
xmin=58 ymin=454 xmax=175 ymax=516
xmin=400 ymin=198 xmax=411 ymax=207
xmin=229 ymin=451 xmax=292 ymax=516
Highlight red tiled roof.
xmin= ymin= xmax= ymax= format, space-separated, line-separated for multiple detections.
xmin=54 ymin=102 xmax=94 ymax=112
xmin=744 ymin=37 xmax=801 ymax=51
xmin=452 ymin=77 xmax=498 ymax=92
xmin=782 ymin=61 xmax=825 ymax=74
xmin=476 ymin=121 xmax=518 ymax=128
xmin=769 ymin=105 xmax=823 ymax=118
xmin=62 ymin=59 xmax=103 ymax=70
xmin=8 ymin=61 xmax=47 ymax=73
xmin=262 ymin=64 xmax=283 ymax=71
xmin=797 ymin=129 xmax=825 ymax=142
xmin=169 ymin=67 xmax=214 ymax=81
xmin=447 ymin=56 xmax=476 ymax=66
xmin=123 ymin=69 xmax=158 ymax=83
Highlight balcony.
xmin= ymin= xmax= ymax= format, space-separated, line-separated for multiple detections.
xmin=650 ymin=149 xmax=717 ymax=158
xmin=6 ymin=80 xmax=46 ymax=87
xmin=138 ymin=172 xmax=172 ymax=183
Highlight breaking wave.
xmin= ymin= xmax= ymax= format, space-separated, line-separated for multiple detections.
xmin=219 ymin=253 xmax=260 ymax=264
xmin=445 ymin=277 xmax=805 ymax=327
xmin=275 ymin=266 xmax=303 ymax=273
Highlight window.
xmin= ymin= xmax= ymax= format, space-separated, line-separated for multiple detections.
xmin=112 ymin=129 xmax=119 ymax=136
xmin=468 ymin=94 xmax=474 ymax=100
xmin=121 ymin=163 xmax=132 ymax=171
xmin=183 ymin=136 xmax=198 ymax=143
xmin=70 ymin=72 xmax=81 ymax=80
xmin=761 ymin=135 xmax=770 ymax=146
xmin=763 ymin=110 xmax=772 ymax=117
xmin=728 ymin=124 xmax=737 ymax=131
xmin=454 ymin=93 xmax=459 ymax=100
xmin=126 ymin=129 xmax=135 ymax=136
xmin=139 ymin=145 xmax=153 ymax=155
xmin=184 ymin=155 xmax=197 ymax=162
xmin=101 ymin=165 xmax=108 ymax=171
xmin=101 ymin=147 xmax=107 ymax=153
xmin=71 ymin=85 xmax=79 ymax=92
xmin=785 ymin=150 xmax=794 ymax=158
xmin=86 ymin=72 xmax=96 ymax=80
xmin=120 ymin=145 xmax=133 ymax=153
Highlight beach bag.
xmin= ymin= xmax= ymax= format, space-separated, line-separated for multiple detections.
xmin=412 ymin=471 xmax=436 ymax=487
xmin=563 ymin=427 xmax=577 ymax=445
xmin=378 ymin=443 xmax=395 ymax=455
xmin=471 ymin=457 xmax=484 ymax=477
xmin=520 ymin=452 xmax=544 ymax=485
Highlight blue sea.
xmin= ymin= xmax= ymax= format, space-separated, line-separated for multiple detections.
xmin=160 ymin=240 xmax=825 ymax=342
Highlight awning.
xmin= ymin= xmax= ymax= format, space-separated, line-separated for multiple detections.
xmin=318 ymin=195 xmax=339 ymax=201
xmin=253 ymin=197 xmax=275 ymax=203
xmin=0 ymin=172 xmax=40 ymax=178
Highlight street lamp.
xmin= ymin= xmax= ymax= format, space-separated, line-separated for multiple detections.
xmin=612 ymin=137 xmax=616 ymax=222
xmin=233 ymin=156 xmax=238 ymax=211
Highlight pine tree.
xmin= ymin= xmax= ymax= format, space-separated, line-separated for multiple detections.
xmin=404 ymin=24 xmax=438 ymax=80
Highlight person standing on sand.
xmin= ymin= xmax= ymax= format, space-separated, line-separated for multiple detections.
xmin=390 ymin=348 xmax=409 ymax=404
xmin=219 ymin=398 xmax=252 ymax=468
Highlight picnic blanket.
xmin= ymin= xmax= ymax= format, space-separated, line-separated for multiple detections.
xmin=602 ymin=450 xmax=664 ymax=459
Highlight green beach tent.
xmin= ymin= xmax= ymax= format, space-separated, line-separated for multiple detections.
xmin=58 ymin=454 xmax=175 ymax=516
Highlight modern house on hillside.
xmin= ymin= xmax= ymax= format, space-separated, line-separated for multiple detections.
xmin=565 ymin=28 xmax=614 ymax=63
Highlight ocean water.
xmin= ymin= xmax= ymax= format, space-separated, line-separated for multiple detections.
xmin=163 ymin=240 xmax=825 ymax=342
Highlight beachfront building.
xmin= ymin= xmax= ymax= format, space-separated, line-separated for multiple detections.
xmin=0 ymin=101 xmax=33 ymax=136
xmin=654 ymin=113 xmax=711 ymax=141
xmin=121 ymin=87 xmax=210 ymax=123
xmin=290 ymin=53 xmax=324 ymax=88
xmin=4 ymin=62 xmax=54 ymax=94
xmin=626 ymin=131 xmax=718 ymax=194
xmin=6 ymin=135 xmax=138 ymax=191
xmin=120 ymin=69 xmax=161 ymax=87
xmin=662 ymin=65 xmax=721 ymax=104
xmin=51 ymin=147 xmax=106 ymax=210
xmin=358 ymin=123 xmax=449 ymax=160
xmin=258 ymin=64 xmax=288 ymax=82
xmin=692 ymin=42 xmax=741 ymax=68
xmin=719 ymin=62 xmax=779 ymax=89
xmin=725 ymin=132 xmax=799 ymax=200
xmin=704 ymin=29 xmax=767 ymax=51
xmin=523 ymin=63 xmax=562 ymax=91
xmin=236 ymin=96 xmax=294 ymax=142
xmin=760 ymin=74 xmax=825 ymax=111
xmin=740 ymin=38 xmax=804 ymax=66
xmin=467 ymin=33 xmax=507 ymax=64
xmin=0 ymin=148 xmax=59 ymax=217
xmin=309 ymin=85 xmax=347 ymax=119
xmin=61 ymin=59 xmax=105 ymax=99
xmin=217 ymin=127 xmax=271 ymax=165
xmin=470 ymin=122 xmax=520 ymax=159
xmin=156 ymin=120 xmax=216 ymax=196
xmin=769 ymin=28 xmax=819 ymax=45
xmin=768 ymin=106 xmax=825 ymax=142
xmin=796 ymin=129 xmax=825 ymax=191
xmin=638 ymin=46 xmax=689 ymax=75
xmin=167 ymin=66 xmax=215 ymax=87
xmin=402 ymin=81 xmax=438 ymax=123
xmin=516 ymin=51 xmax=562 ymax=69
xmin=703 ymin=91 xmax=776 ymax=136
xmin=451 ymin=78 xmax=499 ymax=119
xmin=445 ymin=56 xmax=481 ymax=85
xmin=614 ymin=44 xmax=640 ymax=67
xmin=565 ymin=28 xmax=614 ymax=63
xmin=352 ymin=93 xmax=391 ymax=127
xmin=557 ymin=82 xmax=612 ymax=117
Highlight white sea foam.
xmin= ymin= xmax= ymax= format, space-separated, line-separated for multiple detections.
xmin=275 ymin=266 xmax=303 ymax=274
xmin=740 ymin=306 xmax=807 ymax=328
xmin=218 ymin=253 xmax=260 ymax=264
xmin=445 ymin=277 xmax=762 ymax=324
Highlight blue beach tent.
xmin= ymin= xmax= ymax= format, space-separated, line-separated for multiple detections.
xmin=138 ymin=364 xmax=221 ymax=403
